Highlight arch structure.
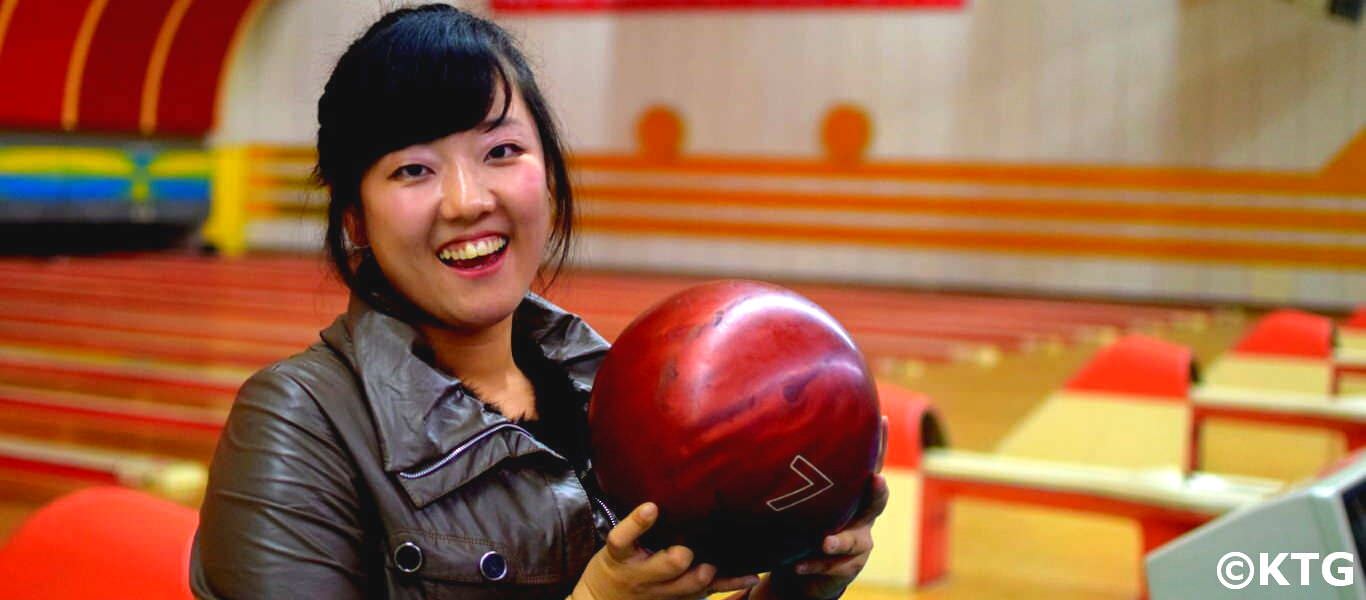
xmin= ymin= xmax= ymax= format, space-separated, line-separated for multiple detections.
xmin=0 ymin=0 xmax=265 ymax=227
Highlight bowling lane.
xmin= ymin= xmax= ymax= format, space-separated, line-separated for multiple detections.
xmin=0 ymin=357 xmax=238 ymax=407
xmin=0 ymin=261 xmax=1004 ymax=366
xmin=0 ymin=255 xmax=1224 ymax=600
xmin=0 ymin=347 xmax=245 ymax=403
xmin=0 ymin=256 xmax=1210 ymax=360
xmin=0 ymin=383 xmax=224 ymax=461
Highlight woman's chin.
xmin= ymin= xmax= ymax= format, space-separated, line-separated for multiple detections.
xmin=431 ymin=295 xmax=523 ymax=332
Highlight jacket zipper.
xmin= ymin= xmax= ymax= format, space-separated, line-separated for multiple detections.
xmin=397 ymin=422 xmax=534 ymax=480
xmin=589 ymin=494 xmax=620 ymax=529
xmin=396 ymin=420 xmax=621 ymax=532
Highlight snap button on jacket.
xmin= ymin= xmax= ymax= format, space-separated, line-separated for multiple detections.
xmin=190 ymin=294 xmax=615 ymax=599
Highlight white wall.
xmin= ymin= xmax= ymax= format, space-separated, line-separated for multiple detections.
xmin=215 ymin=0 xmax=491 ymax=145
xmin=220 ymin=0 xmax=1366 ymax=308
xmin=221 ymin=0 xmax=1366 ymax=167
xmin=504 ymin=0 xmax=1365 ymax=169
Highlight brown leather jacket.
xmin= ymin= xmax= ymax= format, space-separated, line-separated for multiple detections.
xmin=190 ymin=294 xmax=616 ymax=599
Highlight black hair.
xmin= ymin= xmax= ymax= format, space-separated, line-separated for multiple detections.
xmin=315 ymin=4 xmax=574 ymax=318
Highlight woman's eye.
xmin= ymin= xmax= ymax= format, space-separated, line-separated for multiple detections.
xmin=391 ymin=164 xmax=431 ymax=179
xmin=487 ymin=143 xmax=523 ymax=161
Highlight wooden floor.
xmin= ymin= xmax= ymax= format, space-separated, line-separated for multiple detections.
xmin=0 ymin=253 xmax=1323 ymax=599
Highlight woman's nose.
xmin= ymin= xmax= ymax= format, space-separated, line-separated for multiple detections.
xmin=439 ymin=162 xmax=495 ymax=221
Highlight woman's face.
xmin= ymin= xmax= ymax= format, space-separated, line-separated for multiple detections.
xmin=356 ymin=88 xmax=551 ymax=332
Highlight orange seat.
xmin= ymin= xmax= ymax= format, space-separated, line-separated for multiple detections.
xmin=0 ymin=487 xmax=196 ymax=600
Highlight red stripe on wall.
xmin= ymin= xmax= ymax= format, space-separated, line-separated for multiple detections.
xmin=154 ymin=0 xmax=254 ymax=135
xmin=0 ymin=0 xmax=91 ymax=129
xmin=78 ymin=0 xmax=175 ymax=133
xmin=495 ymin=0 xmax=961 ymax=11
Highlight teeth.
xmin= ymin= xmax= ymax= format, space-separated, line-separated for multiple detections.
xmin=439 ymin=236 xmax=506 ymax=263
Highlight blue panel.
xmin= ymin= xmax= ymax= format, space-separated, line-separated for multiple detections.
xmin=66 ymin=178 xmax=132 ymax=200
xmin=151 ymin=178 xmax=210 ymax=202
xmin=0 ymin=175 xmax=66 ymax=200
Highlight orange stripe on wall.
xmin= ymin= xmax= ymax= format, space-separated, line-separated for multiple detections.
xmin=250 ymin=172 xmax=1366 ymax=235
xmin=60 ymin=0 xmax=108 ymax=131
xmin=139 ymin=0 xmax=192 ymax=135
xmin=247 ymin=141 xmax=1366 ymax=198
xmin=571 ymin=153 xmax=1366 ymax=197
xmin=580 ymin=215 xmax=1366 ymax=269
xmin=1325 ymin=129 xmax=1366 ymax=181
xmin=581 ymin=185 xmax=1366 ymax=234
xmin=0 ymin=0 xmax=18 ymax=62
xmin=212 ymin=0 xmax=270 ymax=131
xmin=157 ymin=0 xmax=257 ymax=135
xmin=247 ymin=145 xmax=317 ymax=162
xmin=77 ymin=0 xmax=177 ymax=133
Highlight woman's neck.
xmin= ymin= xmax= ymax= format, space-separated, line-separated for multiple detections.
xmin=419 ymin=316 xmax=538 ymax=421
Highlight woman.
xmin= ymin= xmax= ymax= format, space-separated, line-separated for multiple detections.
xmin=191 ymin=5 xmax=886 ymax=599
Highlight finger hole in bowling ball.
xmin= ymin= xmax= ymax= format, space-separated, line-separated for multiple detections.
xmin=636 ymin=512 xmax=834 ymax=577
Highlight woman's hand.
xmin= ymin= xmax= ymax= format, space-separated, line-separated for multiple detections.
xmin=763 ymin=474 xmax=890 ymax=599
xmin=571 ymin=502 xmax=761 ymax=600
xmin=756 ymin=415 xmax=891 ymax=599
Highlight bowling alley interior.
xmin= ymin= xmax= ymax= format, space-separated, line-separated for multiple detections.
xmin=0 ymin=0 xmax=1363 ymax=598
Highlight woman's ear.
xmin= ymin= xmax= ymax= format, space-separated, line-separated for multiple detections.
xmin=343 ymin=208 xmax=369 ymax=248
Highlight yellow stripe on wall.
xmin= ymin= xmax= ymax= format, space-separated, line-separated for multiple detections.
xmin=0 ymin=147 xmax=132 ymax=176
xmin=148 ymin=151 xmax=211 ymax=177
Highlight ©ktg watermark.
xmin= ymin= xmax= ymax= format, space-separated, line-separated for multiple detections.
xmin=1216 ymin=552 xmax=1356 ymax=590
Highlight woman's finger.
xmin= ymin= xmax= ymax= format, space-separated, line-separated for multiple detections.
xmin=847 ymin=474 xmax=890 ymax=528
xmin=636 ymin=544 xmax=696 ymax=581
xmin=707 ymin=573 xmax=763 ymax=594
xmin=821 ymin=528 xmax=874 ymax=557
xmin=876 ymin=415 xmax=889 ymax=473
xmin=605 ymin=502 xmax=658 ymax=563
xmin=649 ymin=561 xmax=717 ymax=597
xmin=792 ymin=553 xmax=868 ymax=578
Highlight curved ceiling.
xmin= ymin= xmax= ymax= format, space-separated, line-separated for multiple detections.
xmin=0 ymin=0 xmax=264 ymax=137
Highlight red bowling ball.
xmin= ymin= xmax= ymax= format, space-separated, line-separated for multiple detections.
xmin=589 ymin=280 xmax=882 ymax=575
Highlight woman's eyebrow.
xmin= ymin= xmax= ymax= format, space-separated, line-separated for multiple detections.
xmin=480 ymin=116 xmax=527 ymax=133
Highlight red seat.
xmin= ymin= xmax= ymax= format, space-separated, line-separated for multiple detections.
xmin=0 ymin=487 xmax=196 ymax=600
xmin=1348 ymin=306 xmax=1366 ymax=330
xmin=1063 ymin=335 xmax=1193 ymax=401
xmin=1233 ymin=309 xmax=1334 ymax=359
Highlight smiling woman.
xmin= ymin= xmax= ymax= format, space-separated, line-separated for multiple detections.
xmin=188 ymin=5 xmax=882 ymax=600
xmin=353 ymin=92 xmax=551 ymax=339
xmin=311 ymin=5 xmax=574 ymax=331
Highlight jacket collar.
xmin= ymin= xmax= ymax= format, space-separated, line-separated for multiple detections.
xmin=322 ymin=293 xmax=609 ymax=486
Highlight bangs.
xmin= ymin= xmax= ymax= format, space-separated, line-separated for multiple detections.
xmin=317 ymin=11 xmax=514 ymax=184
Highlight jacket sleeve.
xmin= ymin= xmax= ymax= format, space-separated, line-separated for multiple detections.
xmin=191 ymin=367 xmax=370 ymax=599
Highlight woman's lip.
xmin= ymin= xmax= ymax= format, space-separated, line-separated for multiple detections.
xmin=442 ymin=243 xmax=508 ymax=279
xmin=436 ymin=232 xmax=507 ymax=254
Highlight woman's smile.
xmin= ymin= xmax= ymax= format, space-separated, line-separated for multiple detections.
xmin=436 ymin=233 xmax=510 ymax=277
